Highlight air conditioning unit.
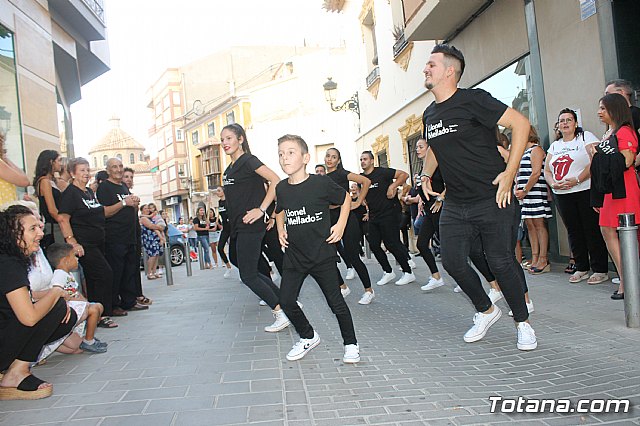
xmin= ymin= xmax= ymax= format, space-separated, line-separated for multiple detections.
xmin=175 ymin=129 xmax=184 ymax=141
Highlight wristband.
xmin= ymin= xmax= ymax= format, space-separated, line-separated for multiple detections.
xmin=576 ymin=177 xmax=581 ymax=185
xmin=259 ymin=206 xmax=266 ymax=214
xmin=122 ymin=199 xmax=127 ymax=207
xmin=65 ymin=235 xmax=74 ymax=241
xmin=420 ymin=174 xmax=432 ymax=181
xmin=436 ymin=196 xmax=444 ymax=202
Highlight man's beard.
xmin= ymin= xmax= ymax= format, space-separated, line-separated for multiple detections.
xmin=424 ymin=80 xmax=434 ymax=90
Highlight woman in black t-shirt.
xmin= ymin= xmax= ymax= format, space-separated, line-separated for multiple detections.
xmin=221 ymin=123 xmax=289 ymax=332
xmin=193 ymin=207 xmax=212 ymax=268
xmin=0 ymin=205 xmax=76 ymax=401
xmin=33 ymin=150 xmax=64 ymax=250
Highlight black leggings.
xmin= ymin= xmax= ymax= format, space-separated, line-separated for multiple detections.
xmin=416 ymin=208 xmax=441 ymax=275
xmin=0 ymin=298 xmax=77 ymax=371
xmin=217 ymin=226 xmax=230 ymax=265
xmin=337 ymin=213 xmax=372 ymax=289
xmin=229 ymin=230 xmax=281 ymax=309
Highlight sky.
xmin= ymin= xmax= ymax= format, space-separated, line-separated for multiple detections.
xmin=71 ymin=0 xmax=346 ymax=157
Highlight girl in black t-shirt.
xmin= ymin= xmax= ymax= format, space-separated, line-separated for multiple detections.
xmin=221 ymin=123 xmax=289 ymax=333
xmin=193 ymin=207 xmax=211 ymax=268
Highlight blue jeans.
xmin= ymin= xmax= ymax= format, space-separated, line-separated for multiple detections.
xmin=197 ymin=235 xmax=211 ymax=264
xmin=439 ymin=198 xmax=529 ymax=322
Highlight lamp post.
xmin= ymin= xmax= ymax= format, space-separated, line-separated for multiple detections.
xmin=322 ymin=77 xmax=360 ymax=119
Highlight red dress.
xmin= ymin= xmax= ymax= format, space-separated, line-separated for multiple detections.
xmin=599 ymin=126 xmax=640 ymax=227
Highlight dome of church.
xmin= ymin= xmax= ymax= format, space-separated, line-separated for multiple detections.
xmin=89 ymin=116 xmax=146 ymax=154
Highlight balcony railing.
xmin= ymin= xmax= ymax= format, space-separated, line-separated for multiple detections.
xmin=82 ymin=0 xmax=105 ymax=23
xmin=393 ymin=32 xmax=409 ymax=58
xmin=366 ymin=66 xmax=380 ymax=89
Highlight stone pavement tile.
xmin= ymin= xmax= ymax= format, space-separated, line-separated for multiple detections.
xmin=141 ymin=364 xmax=199 ymax=378
xmin=122 ymin=385 xmax=188 ymax=401
xmin=99 ymin=413 xmax=175 ymax=426
xmin=102 ymin=377 xmax=165 ymax=392
xmin=251 ymin=378 xmax=283 ymax=392
xmin=145 ymin=395 xmax=214 ymax=413
xmin=222 ymin=368 xmax=281 ymax=382
xmin=387 ymin=403 xmax=438 ymax=413
xmin=162 ymin=372 xmax=222 ymax=387
xmin=186 ymin=381 xmax=251 ymax=397
xmin=315 ymin=418 xmax=368 ymax=426
xmin=541 ymin=414 xmax=602 ymax=425
xmin=174 ymin=407 xmax=248 ymax=425
xmin=252 ymin=359 xmax=281 ymax=369
xmin=83 ymin=369 xmax=143 ymax=382
xmin=0 ymin=395 xmax=63 ymax=413
xmin=454 ymin=412 xmax=513 ymax=424
xmin=367 ymin=412 xmax=421 ymax=424
xmin=247 ymin=404 xmax=284 ymax=422
xmin=337 ymin=406 xmax=388 ymax=417
xmin=54 ymin=390 xmax=126 ymax=407
xmin=51 ymin=381 xmax=107 ymax=395
xmin=46 ymin=419 xmax=102 ymax=426
xmin=71 ymin=400 xmax=147 ymax=419
xmin=0 ymin=406 xmax=78 ymax=424
xmin=285 ymin=391 xmax=308 ymax=405
xmin=216 ymin=390 xmax=284 ymax=408
xmin=313 ymin=410 xmax=338 ymax=419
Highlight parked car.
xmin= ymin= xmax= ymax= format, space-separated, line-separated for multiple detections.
xmin=139 ymin=223 xmax=186 ymax=269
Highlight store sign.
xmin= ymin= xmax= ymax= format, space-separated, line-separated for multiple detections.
xmin=579 ymin=0 xmax=596 ymax=21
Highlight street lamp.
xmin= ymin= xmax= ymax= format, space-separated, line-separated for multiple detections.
xmin=322 ymin=77 xmax=360 ymax=119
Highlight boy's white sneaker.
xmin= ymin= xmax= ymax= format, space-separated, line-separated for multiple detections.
xmin=395 ymin=272 xmax=416 ymax=286
xmin=517 ymin=322 xmax=537 ymax=351
xmin=341 ymin=286 xmax=351 ymax=298
xmin=223 ymin=268 xmax=232 ymax=278
xmin=358 ymin=291 xmax=375 ymax=305
xmin=343 ymin=344 xmax=360 ymax=363
xmin=420 ymin=276 xmax=444 ymax=291
xmin=286 ymin=332 xmax=320 ymax=361
xmin=345 ymin=268 xmax=356 ymax=280
xmin=376 ymin=272 xmax=396 ymax=286
xmin=264 ymin=309 xmax=290 ymax=332
xmin=488 ymin=288 xmax=504 ymax=304
xmin=463 ymin=307 xmax=502 ymax=343
xmin=259 ymin=300 xmax=268 ymax=306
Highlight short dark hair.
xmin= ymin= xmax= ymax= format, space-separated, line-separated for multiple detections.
xmin=277 ymin=134 xmax=309 ymax=154
xmin=46 ymin=242 xmax=74 ymax=269
xmin=315 ymin=164 xmax=327 ymax=171
xmin=123 ymin=167 xmax=134 ymax=174
xmin=431 ymin=44 xmax=465 ymax=81
xmin=599 ymin=93 xmax=633 ymax=131
xmin=94 ymin=170 xmax=108 ymax=184
xmin=557 ymin=108 xmax=584 ymax=139
xmin=361 ymin=150 xmax=374 ymax=160
xmin=606 ymin=79 xmax=634 ymax=98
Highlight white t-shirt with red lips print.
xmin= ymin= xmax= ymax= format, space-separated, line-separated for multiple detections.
xmin=547 ymin=131 xmax=599 ymax=195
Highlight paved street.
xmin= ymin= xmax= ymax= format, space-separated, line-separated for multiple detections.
xmin=1 ymin=256 xmax=639 ymax=426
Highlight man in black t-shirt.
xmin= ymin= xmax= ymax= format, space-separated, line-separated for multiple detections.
xmin=604 ymin=79 xmax=640 ymax=170
xmin=96 ymin=158 xmax=144 ymax=314
xmin=421 ymin=44 xmax=536 ymax=351
xmin=360 ymin=151 xmax=415 ymax=286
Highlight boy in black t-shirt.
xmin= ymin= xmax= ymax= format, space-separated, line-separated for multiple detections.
xmin=275 ymin=135 xmax=359 ymax=363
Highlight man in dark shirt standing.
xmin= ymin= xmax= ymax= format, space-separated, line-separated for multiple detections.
xmin=421 ymin=44 xmax=536 ymax=350
xmin=360 ymin=151 xmax=415 ymax=286
xmin=97 ymin=158 xmax=145 ymax=314
xmin=604 ymin=79 xmax=640 ymax=170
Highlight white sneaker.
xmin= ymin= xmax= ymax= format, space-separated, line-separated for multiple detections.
xmin=376 ymin=272 xmax=396 ymax=286
xmin=395 ymin=272 xmax=416 ymax=286
xmin=517 ymin=322 xmax=537 ymax=351
xmin=508 ymin=300 xmax=534 ymax=317
xmin=286 ymin=332 xmax=320 ymax=361
xmin=420 ymin=276 xmax=444 ymax=291
xmin=264 ymin=309 xmax=291 ymax=332
xmin=224 ymin=268 xmax=232 ymax=278
xmin=345 ymin=268 xmax=356 ymax=280
xmin=453 ymin=285 xmax=462 ymax=293
xmin=612 ymin=277 xmax=621 ymax=284
xmin=463 ymin=307 xmax=502 ymax=343
xmin=408 ymin=259 xmax=417 ymax=269
xmin=358 ymin=291 xmax=375 ymax=305
xmin=488 ymin=288 xmax=504 ymax=304
xmin=259 ymin=300 xmax=268 ymax=306
xmin=341 ymin=286 xmax=351 ymax=298
xmin=343 ymin=344 xmax=360 ymax=363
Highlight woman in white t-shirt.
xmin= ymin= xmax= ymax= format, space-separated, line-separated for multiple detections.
xmin=544 ymin=108 xmax=609 ymax=284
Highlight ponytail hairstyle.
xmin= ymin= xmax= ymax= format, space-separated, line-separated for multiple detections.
xmin=222 ymin=123 xmax=251 ymax=155
xmin=557 ymin=108 xmax=584 ymax=140
xmin=33 ymin=150 xmax=60 ymax=187
xmin=326 ymin=147 xmax=345 ymax=170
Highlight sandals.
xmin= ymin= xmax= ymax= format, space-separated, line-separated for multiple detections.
xmin=0 ymin=374 xmax=52 ymax=400
xmin=97 ymin=317 xmax=118 ymax=328
xmin=529 ymin=263 xmax=551 ymax=275
xmin=146 ymin=274 xmax=159 ymax=280
xmin=569 ymin=271 xmax=589 ymax=283
xmin=588 ymin=272 xmax=609 ymax=285
xmin=137 ymin=296 xmax=153 ymax=305
xmin=564 ymin=259 xmax=577 ymax=274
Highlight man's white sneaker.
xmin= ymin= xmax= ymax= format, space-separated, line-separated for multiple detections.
xmin=223 ymin=268 xmax=232 ymax=278
xmin=341 ymin=286 xmax=351 ymax=298
xmin=358 ymin=291 xmax=375 ymax=305
xmin=420 ymin=276 xmax=444 ymax=291
xmin=259 ymin=300 xmax=268 ymax=306
xmin=395 ymin=272 xmax=416 ymax=286
xmin=343 ymin=344 xmax=360 ymax=363
xmin=286 ymin=332 xmax=320 ymax=361
xmin=376 ymin=272 xmax=396 ymax=286
xmin=463 ymin=307 xmax=502 ymax=343
xmin=345 ymin=268 xmax=356 ymax=280
xmin=453 ymin=285 xmax=462 ymax=293
xmin=264 ymin=309 xmax=291 ymax=332
xmin=508 ymin=300 xmax=534 ymax=317
xmin=488 ymin=288 xmax=504 ymax=304
xmin=517 ymin=322 xmax=537 ymax=351
xmin=408 ymin=259 xmax=417 ymax=269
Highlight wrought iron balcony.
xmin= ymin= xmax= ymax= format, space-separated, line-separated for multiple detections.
xmin=366 ymin=66 xmax=380 ymax=89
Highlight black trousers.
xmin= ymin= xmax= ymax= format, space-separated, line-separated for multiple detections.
xmin=105 ymin=242 xmax=139 ymax=310
xmin=416 ymin=208 xmax=441 ymax=275
xmin=217 ymin=226 xmax=230 ymax=265
xmin=135 ymin=236 xmax=143 ymax=297
xmin=366 ymin=217 xmax=411 ymax=273
xmin=280 ymin=259 xmax=357 ymax=345
xmin=263 ymin=226 xmax=284 ymax=274
xmin=229 ymin=230 xmax=281 ymax=309
xmin=332 ymin=212 xmax=372 ymax=289
xmin=79 ymin=243 xmax=114 ymax=316
xmin=400 ymin=210 xmax=412 ymax=249
xmin=554 ymin=190 xmax=609 ymax=273
xmin=440 ymin=198 xmax=529 ymax=322
xmin=0 ymin=298 xmax=76 ymax=371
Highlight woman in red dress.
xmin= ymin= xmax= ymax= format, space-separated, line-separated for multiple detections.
xmin=594 ymin=93 xmax=640 ymax=300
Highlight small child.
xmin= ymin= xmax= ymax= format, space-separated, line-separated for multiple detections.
xmin=46 ymin=243 xmax=107 ymax=354
xmin=275 ymin=134 xmax=359 ymax=363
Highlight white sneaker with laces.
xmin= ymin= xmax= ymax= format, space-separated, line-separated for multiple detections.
xmin=408 ymin=259 xmax=417 ymax=269
xmin=463 ymin=307 xmax=502 ymax=343
xmin=420 ymin=276 xmax=444 ymax=291
xmin=259 ymin=300 xmax=268 ymax=306
xmin=395 ymin=272 xmax=416 ymax=286
xmin=517 ymin=322 xmax=537 ymax=351
xmin=343 ymin=344 xmax=360 ymax=363
xmin=286 ymin=332 xmax=320 ymax=361
xmin=264 ymin=309 xmax=291 ymax=332
xmin=488 ymin=288 xmax=504 ymax=304
xmin=453 ymin=285 xmax=462 ymax=293
xmin=508 ymin=300 xmax=534 ymax=317
xmin=341 ymin=286 xmax=351 ymax=297
xmin=224 ymin=268 xmax=232 ymax=278
xmin=376 ymin=272 xmax=396 ymax=286
xmin=345 ymin=268 xmax=356 ymax=280
xmin=358 ymin=291 xmax=375 ymax=305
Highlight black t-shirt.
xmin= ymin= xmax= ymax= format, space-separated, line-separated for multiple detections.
xmin=218 ymin=199 xmax=229 ymax=226
xmin=361 ymin=167 xmax=397 ymax=221
xmin=276 ymin=175 xmax=347 ymax=271
xmin=630 ymin=105 xmax=640 ymax=137
xmin=96 ymin=180 xmax=136 ymax=244
xmin=417 ymin=167 xmax=445 ymax=206
xmin=422 ymin=88 xmax=508 ymax=203
xmin=0 ymin=254 xmax=29 ymax=330
xmin=223 ymin=153 xmax=267 ymax=235
xmin=58 ymin=185 xmax=105 ymax=246
xmin=208 ymin=216 xmax=218 ymax=232
xmin=37 ymin=180 xmax=61 ymax=225
xmin=193 ymin=217 xmax=209 ymax=237
xmin=327 ymin=168 xmax=351 ymax=192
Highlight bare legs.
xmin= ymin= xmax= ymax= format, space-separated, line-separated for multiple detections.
xmin=601 ymin=226 xmax=622 ymax=294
